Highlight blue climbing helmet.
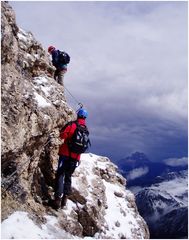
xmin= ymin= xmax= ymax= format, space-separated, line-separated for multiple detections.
xmin=77 ymin=108 xmax=88 ymax=119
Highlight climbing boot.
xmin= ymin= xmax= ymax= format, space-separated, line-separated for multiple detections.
xmin=61 ymin=194 xmax=68 ymax=208
xmin=52 ymin=196 xmax=62 ymax=210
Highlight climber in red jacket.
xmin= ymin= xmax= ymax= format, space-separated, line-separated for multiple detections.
xmin=52 ymin=108 xmax=89 ymax=210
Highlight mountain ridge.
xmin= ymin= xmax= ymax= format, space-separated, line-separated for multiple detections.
xmin=135 ymin=170 xmax=188 ymax=239
xmin=117 ymin=151 xmax=187 ymax=187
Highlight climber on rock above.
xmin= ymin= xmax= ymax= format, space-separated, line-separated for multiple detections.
xmin=48 ymin=45 xmax=70 ymax=87
xmin=52 ymin=108 xmax=90 ymax=210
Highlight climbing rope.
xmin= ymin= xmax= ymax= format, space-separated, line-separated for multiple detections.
xmin=64 ymin=84 xmax=83 ymax=110
xmin=2 ymin=84 xmax=85 ymax=192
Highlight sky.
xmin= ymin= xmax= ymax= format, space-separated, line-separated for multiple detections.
xmin=9 ymin=1 xmax=188 ymax=162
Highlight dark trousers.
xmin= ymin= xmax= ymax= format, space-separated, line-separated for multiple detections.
xmin=54 ymin=156 xmax=78 ymax=198
xmin=54 ymin=69 xmax=66 ymax=86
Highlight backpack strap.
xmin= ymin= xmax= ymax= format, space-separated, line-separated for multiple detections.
xmin=60 ymin=121 xmax=73 ymax=132
xmin=63 ymin=121 xmax=75 ymax=142
xmin=66 ymin=121 xmax=79 ymax=159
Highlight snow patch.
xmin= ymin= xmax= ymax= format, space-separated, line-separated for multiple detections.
xmin=33 ymin=91 xmax=51 ymax=108
xmin=17 ymin=28 xmax=34 ymax=47
xmin=102 ymin=181 xmax=142 ymax=239
xmin=33 ymin=76 xmax=48 ymax=85
xmin=150 ymin=174 xmax=188 ymax=206
xmin=1 ymin=211 xmax=74 ymax=239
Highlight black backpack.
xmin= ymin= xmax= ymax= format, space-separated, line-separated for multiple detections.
xmin=58 ymin=51 xmax=70 ymax=64
xmin=68 ymin=121 xmax=91 ymax=154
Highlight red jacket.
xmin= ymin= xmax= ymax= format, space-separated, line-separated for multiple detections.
xmin=58 ymin=118 xmax=86 ymax=160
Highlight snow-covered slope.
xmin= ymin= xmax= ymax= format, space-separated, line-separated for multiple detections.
xmin=2 ymin=154 xmax=149 ymax=239
xmin=1 ymin=211 xmax=74 ymax=239
xmin=135 ymin=170 xmax=188 ymax=238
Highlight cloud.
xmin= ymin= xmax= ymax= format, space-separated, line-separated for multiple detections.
xmin=127 ymin=167 xmax=149 ymax=180
xmin=10 ymin=2 xmax=188 ymax=161
xmin=163 ymin=157 xmax=188 ymax=167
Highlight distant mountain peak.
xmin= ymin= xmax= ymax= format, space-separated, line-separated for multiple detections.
xmin=122 ymin=152 xmax=150 ymax=166
xmin=126 ymin=152 xmax=150 ymax=162
xmin=135 ymin=170 xmax=188 ymax=239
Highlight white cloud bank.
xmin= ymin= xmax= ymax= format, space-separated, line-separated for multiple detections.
xmin=163 ymin=157 xmax=188 ymax=167
xmin=127 ymin=167 xmax=149 ymax=180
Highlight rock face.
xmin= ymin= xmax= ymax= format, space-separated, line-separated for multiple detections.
xmin=1 ymin=0 xmax=75 ymax=219
xmin=1 ymin=2 xmax=150 ymax=239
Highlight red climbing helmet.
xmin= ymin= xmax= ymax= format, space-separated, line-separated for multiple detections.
xmin=48 ymin=45 xmax=55 ymax=53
